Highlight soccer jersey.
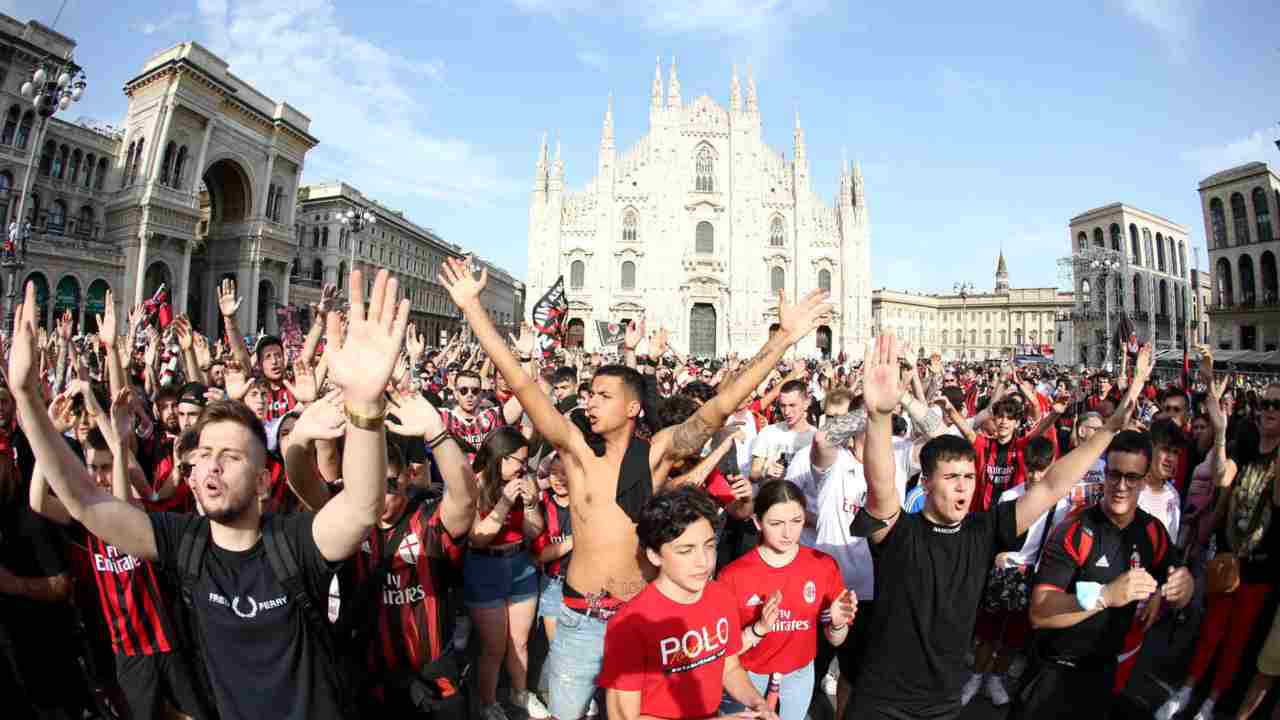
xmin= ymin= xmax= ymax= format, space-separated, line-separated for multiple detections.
xmin=71 ymin=524 xmax=177 ymax=656
xmin=530 ymin=491 xmax=572 ymax=578
xmin=439 ymin=407 xmax=503 ymax=454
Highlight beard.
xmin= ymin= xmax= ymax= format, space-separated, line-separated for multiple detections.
xmin=201 ymin=488 xmax=257 ymax=524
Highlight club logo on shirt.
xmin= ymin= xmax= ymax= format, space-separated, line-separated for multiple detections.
xmin=1095 ymin=555 xmax=1110 ymax=568
xmin=207 ymin=592 xmax=289 ymax=619
xmin=746 ymin=594 xmax=763 ymax=607
xmin=659 ymin=618 xmax=731 ymax=673
xmin=397 ymin=534 xmax=422 ymax=566
xmin=804 ymin=581 xmax=817 ymax=604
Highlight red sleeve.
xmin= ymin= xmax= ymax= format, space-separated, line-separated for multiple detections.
xmin=704 ymin=468 xmax=736 ymax=507
xmin=822 ymin=554 xmax=843 ymax=608
xmin=720 ymin=585 xmax=743 ymax=657
xmin=425 ymin=506 xmax=465 ymax=565
xmin=597 ymin=609 xmax=645 ymax=691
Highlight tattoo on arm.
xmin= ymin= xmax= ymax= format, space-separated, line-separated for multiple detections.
xmin=669 ymin=413 xmax=715 ymax=460
xmin=822 ymin=411 xmax=867 ymax=447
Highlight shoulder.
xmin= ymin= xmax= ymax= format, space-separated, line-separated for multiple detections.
xmin=803 ymin=546 xmax=840 ymax=571
xmin=720 ymin=549 xmax=759 ymax=579
xmin=704 ymin=580 xmax=739 ymax=609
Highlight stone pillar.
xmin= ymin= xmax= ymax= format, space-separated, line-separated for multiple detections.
xmin=258 ymin=151 xmax=276 ymax=220
xmin=133 ymin=231 xmax=150 ymax=305
xmin=191 ymin=117 xmax=217 ymax=207
xmin=177 ymin=238 xmax=192 ymax=315
xmin=249 ymin=257 xmax=262 ymax=335
xmin=281 ymin=259 xmax=291 ymax=308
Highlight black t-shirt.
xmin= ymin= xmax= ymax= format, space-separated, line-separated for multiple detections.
xmin=854 ymin=501 xmax=1022 ymax=714
xmin=150 ymin=512 xmax=343 ymax=720
xmin=1033 ymin=505 xmax=1173 ymax=664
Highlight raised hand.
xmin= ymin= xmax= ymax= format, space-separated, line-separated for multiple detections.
xmin=56 ymin=309 xmax=73 ymax=342
xmin=863 ymin=334 xmax=905 ymax=416
xmin=108 ymin=387 xmax=133 ymax=450
xmin=47 ymin=390 xmax=75 ymax=432
xmin=777 ymin=288 xmax=833 ymax=346
xmin=385 ymin=390 xmax=445 ymax=438
xmin=283 ymin=360 xmax=318 ymax=403
xmin=405 ymin=323 xmax=426 ymax=363
xmin=172 ymin=315 xmax=193 ymax=351
xmin=324 ymin=268 xmax=411 ymax=412
xmin=192 ymin=332 xmax=212 ymax=370
xmin=223 ymin=359 xmax=250 ymax=401
xmin=217 ymin=278 xmax=242 ymax=318
xmin=143 ymin=332 xmax=160 ymax=369
xmin=1132 ymin=343 xmax=1154 ymax=387
xmin=624 ymin=317 xmax=646 ymax=351
xmin=96 ymin=289 xmax=117 ymax=348
xmin=126 ymin=303 xmax=144 ymax=335
xmin=289 ymin=390 xmax=347 ymax=445
xmin=652 ymin=327 xmax=669 ymax=358
xmin=828 ymin=588 xmax=857 ymax=629
xmin=438 ymin=256 xmax=487 ymax=309
xmin=317 ymin=282 xmax=340 ymax=315
xmin=10 ymin=284 xmax=41 ymax=393
xmin=509 ymin=322 xmax=535 ymax=358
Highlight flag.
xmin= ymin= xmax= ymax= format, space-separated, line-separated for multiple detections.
xmin=596 ymin=320 xmax=626 ymax=347
xmin=141 ymin=284 xmax=173 ymax=330
xmin=530 ymin=276 xmax=568 ymax=359
xmin=1114 ymin=314 xmax=1137 ymax=368
xmin=1180 ymin=332 xmax=1190 ymax=392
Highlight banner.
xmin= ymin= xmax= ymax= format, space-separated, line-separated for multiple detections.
xmin=530 ymin=276 xmax=567 ymax=359
xmin=596 ymin=320 xmax=626 ymax=347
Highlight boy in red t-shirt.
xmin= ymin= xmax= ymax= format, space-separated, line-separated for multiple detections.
xmin=598 ymin=486 xmax=778 ymax=720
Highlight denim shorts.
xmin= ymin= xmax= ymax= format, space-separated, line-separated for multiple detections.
xmin=538 ymin=574 xmax=565 ymax=620
xmin=462 ymin=549 xmax=539 ymax=610
xmin=545 ymin=603 xmax=608 ymax=719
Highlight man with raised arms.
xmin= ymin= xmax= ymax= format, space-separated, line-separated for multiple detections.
xmin=439 ymin=256 xmax=830 ymax=720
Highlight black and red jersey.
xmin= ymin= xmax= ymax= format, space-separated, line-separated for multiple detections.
xmin=439 ymin=407 xmax=503 ymax=456
xmin=353 ymin=500 xmax=464 ymax=677
xmin=972 ymin=434 xmax=1031 ymax=512
xmin=72 ymin=524 xmax=177 ymax=657
xmin=265 ymin=384 xmax=297 ymax=421
xmin=531 ymin=490 xmax=572 ymax=578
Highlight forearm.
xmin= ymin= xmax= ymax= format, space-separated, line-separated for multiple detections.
xmin=181 ymin=347 xmax=206 ymax=385
xmin=104 ymin=340 xmax=126 ymax=396
xmin=299 ymin=321 xmax=323 ymax=367
xmin=536 ymin=537 xmax=573 ymax=563
xmin=667 ymin=439 xmax=733 ymax=489
xmin=28 ymin=465 xmax=72 ymax=525
xmin=825 ymin=621 xmax=850 ymax=647
xmin=899 ymin=392 xmax=944 ymax=439
xmin=14 ymin=392 xmax=98 ymax=516
xmin=284 ymin=441 xmax=333 ymax=511
xmin=864 ymin=413 xmax=900 ymax=515
xmin=1028 ymin=411 xmax=1060 ymax=440
xmin=0 ymin=567 xmax=69 ymax=603
xmin=469 ymin=501 xmax=514 ymax=548
xmin=1030 ymin=588 xmax=1104 ymax=629
xmin=522 ymin=504 xmax=545 ymax=539
xmin=222 ymin=315 xmax=253 ymax=370
xmin=1041 ymin=426 xmax=1117 ymax=497
xmin=708 ymin=336 xmax=791 ymax=419
xmin=722 ymin=656 xmax=768 ymax=709
xmin=433 ymin=435 xmax=479 ymax=536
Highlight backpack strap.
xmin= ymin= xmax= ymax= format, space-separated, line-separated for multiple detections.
xmin=171 ymin=516 xmax=221 ymax=720
xmin=177 ymin=516 xmax=211 ymax=606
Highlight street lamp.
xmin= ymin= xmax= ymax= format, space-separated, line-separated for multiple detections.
xmin=3 ymin=53 xmax=87 ymax=338
xmin=339 ymin=205 xmax=377 ymax=278
xmin=1088 ymin=255 xmax=1122 ymax=369
xmin=954 ymin=282 xmax=974 ymax=361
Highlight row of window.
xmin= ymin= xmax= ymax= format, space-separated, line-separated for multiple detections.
xmin=1076 ymin=223 xmax=1187 ymax=278
xmin=1 ymin=105 xmax=34 ymax=149
xmin=294 ymin=257 xmax=458 ymax=315
xmin=1079 ymin=274 xmax=1189 ymax=317
xmin=567 ymin=258 xmax=833 ymax=294
xmin=0 ymin=170 xmax=98 ymax=236
xmin=621 ymin=213 xmax=790 ymax=250
xmin=1208 ymin=188 xmax=1277 ymax=249
xmin=157 ymin=142 xmax=189 ymax=190
xmin=38 ymin=140 xmax=109 ymax=191
xmin=937 ymin=329 xmax=1042 ymax=346
xmin=1214 ymin=250 xmax=1279 ymax=308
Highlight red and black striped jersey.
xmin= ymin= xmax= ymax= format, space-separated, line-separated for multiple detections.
xmin=265 ymin=384 xmax=297 ymax=421
xmin=531 ymin=490 xmax=572 ymax=578
xmin=354 ymin=501 xmax=464 ymax=677
xmin=72 ymin=524 xmax=177 ymax=657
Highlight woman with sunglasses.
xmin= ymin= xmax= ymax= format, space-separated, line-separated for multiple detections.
xmin=465 ymin=426 xmax=548 ymax=720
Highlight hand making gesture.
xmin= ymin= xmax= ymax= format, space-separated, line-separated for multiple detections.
xmin=863 ymin=334 xmax=905 ymax=417
xmin=624 ymin=317 xmax=646 ymax=351
xmin=324 ymin=268 xmax=410 ymax=416
xmin=828 ymin=588 xmax=858 ymax=629
xmin=439 ymin=256 xmax=486 ymax=308
xmin=217 ymin=278 xmax=242 ymax=318
xmin=777 ymin=288 xmax=832 ymax=346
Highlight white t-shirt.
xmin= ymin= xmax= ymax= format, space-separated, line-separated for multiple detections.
xmin=998 ymin=485 xmax=1070 ymax=568
xmin=752 ymin=422 xmax=816 ymax=478
xmin=786 ymin=438 xmax=914 ymax=601
xmin=1138 ymin=481 xmax=1182 ymax=541
xmin=728 ymin=408 xmax=759 ymax=474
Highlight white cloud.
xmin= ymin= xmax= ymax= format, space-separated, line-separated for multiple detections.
xmin=134 ymin=12 xmax=190 ymax=35
xmin=513 ymin=0 xmax=825 ymax=39
xmin=1115 ymin=0 xmax=1198 ymax=60
xmin=576 ymin=50 xmax=607 ymax=70
xmin=1183 ymin=128 xmax=1280 ymax=176
xmin=194 ymin=0 xmax=516 ymax=207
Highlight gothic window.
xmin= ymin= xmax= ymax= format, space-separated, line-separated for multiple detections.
xmin=1143 ymin=229 xmax=1154 ymax=269
xmin=1110 ymin=223 xmax=1122 ymax=252
xmin=77 ymin=205 xmax=93 ymax=236
xmin=770 ymin=266 xmax=785 ymax=293
xmin=95 ymin=158 xmax=106 ymax=190
xmin=48 ymin=200 xmax=66 ymax=233
xmin=1239 ymin=255 xmax=1256 ymax=305
xmin=312 ymin=259 xmax=323 ymax=281
xmin=1156 ymin=233 xmax=1166 ymax=272
xmin=312 ymin=228 xmax=320 ymax=248
xmin=1129 ymin=223 xmax=1140 ymax=263
xmin=83 ymin=154 xmax=95 ymax=189
xmin=1 ymin=105 xmax=17 ymax=145
xmin=322 ymin=227 xmax=329 ymax=248
xmin=130 ymin=139 xmax=145 ymax=184
xmin=1231 ymin=193 xmax=1251 ymax=245
xmin=695 ymin=145 xmax=714 ymax=192
xmin=68 ymin=149 xmax=81 ymax=185
xmin=1254 ymin=187 xmax=1273 ymax=243
xmin=696 ymin=221 xmax=714 ymax=254
xmin=1133 ymin=274 xmax=1143 ymax=311
xmin=53 ymin=145 xmax=68 ymax=179
xmin=1077 ymin=231 xmax=1087 ymax=251
xmin=622 ymin=210 xmax=638 ymax=242
xmin=160 ymin=142 xmax=176 ymax=186
xmin=570 ymin=260 xmax=585 ymax=289
xmin=1209 ymin=197 xmax=1227 ymax=249
xmin=621 ymin=261 xmax=636 ymax=290
xmin=39 ymin=140 xmax=55 ymax=176
xmin=173 ymin=146 xmax=188 ymax=189
xmin=1093 ymin=227 xmax=1104 ymax=248
xmin=770 ymin=216 xmax=785 ymax=247
xmin=818 ymin=268 xmax=831 ymax=293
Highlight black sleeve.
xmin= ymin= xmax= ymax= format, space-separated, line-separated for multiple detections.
xmin=994 ymin=499 xmax=1022 ymax=553
xmin=1034 ymin=519 xmax=1081 ymax=592
xmin=148 ymin=511 xmax=197 ymax=570
xmin=278 ymin=512 xmax=340 ymax=603
xmin=639 ymin=372 xmax=661 ymax=435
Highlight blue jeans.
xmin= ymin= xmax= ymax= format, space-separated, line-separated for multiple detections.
xmin=545 ymin=604 xmax=608 ymax=719
xmin=720 ymin=661 xmax=815 ymax=720
xmin=537 ymin=574 xmax=564 ymax=620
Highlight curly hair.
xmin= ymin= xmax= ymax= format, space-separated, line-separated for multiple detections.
xmin=638 ymin=485 xmax=721 ymax=553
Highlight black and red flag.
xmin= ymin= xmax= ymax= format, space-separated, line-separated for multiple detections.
xmin=531 ymin=276 xmax=568 ymax=359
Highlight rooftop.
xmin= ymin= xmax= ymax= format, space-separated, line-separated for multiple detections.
xmin=1069 ymin=202 xmax=1186 ymax=231
xmin=1198 ymin=161 xmax=1276 ymax=190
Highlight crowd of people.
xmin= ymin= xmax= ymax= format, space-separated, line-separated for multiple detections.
xmin=0 ymin=258 xmax=1278 ymax=720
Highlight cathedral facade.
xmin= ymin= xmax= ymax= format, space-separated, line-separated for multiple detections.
xmin=526 ymin=59 xmax=872 ymax=358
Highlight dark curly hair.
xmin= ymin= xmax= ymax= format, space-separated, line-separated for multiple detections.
xmin=638 ymin=485 xmax=721 ymax=553
xmin=657 ymin=393 xmax=700 ymax=430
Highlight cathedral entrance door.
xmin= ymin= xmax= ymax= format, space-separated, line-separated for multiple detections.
xmin=689 ymin=303 xmax=716 ymax=358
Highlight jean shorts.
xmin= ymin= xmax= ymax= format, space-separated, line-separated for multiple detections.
xmin=462 ymin=549 xmax=539 ymax=609
xmin=538 ymin=574 xmax=565 ymax=620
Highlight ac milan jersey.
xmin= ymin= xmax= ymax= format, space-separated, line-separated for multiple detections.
xmin=531 ymin=491 xmax=572 ymax=578
xmin=71 ymin=524 xmax=176 ymax=656
xmin=265 ymin=384 xmax=297 ymax=421
xmin=354 ymin=501 xmax=464 ymax=676
xmin=972 ymin=435 xmax=1030 ymax=512
xmin=439 ymin=407 xmax=503 ymax=454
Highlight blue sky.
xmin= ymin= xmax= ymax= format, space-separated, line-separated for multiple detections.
xmin=15 ymin=0 xmax=1280 ymax=294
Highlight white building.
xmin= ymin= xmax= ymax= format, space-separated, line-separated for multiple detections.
xmin=526 ymin=59 xmax=871 ymax=357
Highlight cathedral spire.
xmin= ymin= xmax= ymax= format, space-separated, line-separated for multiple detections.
xmin=852 ymin=160 xmax=864 ymax=208
xmin=793 ymin=109 xmax=806 ymax=161
xmin=746 ymin=64 xmax=758 ymax=115
xmin=667 ymin=55 xmax=682 ymax=110
xmin=549 ymin=132 xmax=564 ymax=192
xmin=533 ymin=131 xmax=548 ymax=193
xmin=995 ymin=248 xmax=1010 ymax=294
xmin=602 ymin=92 xmax=614 ymax=148
xmin=651 ymin=55 xmax=663 ymax=111
xmin=730 ymin=64 xmax=741 ymax=113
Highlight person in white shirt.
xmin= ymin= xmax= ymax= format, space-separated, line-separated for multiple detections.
xmin=1136 ymin=418 xmax=1184 ymax=540
xmin=752 ymin=379 xmax=816 ymax=485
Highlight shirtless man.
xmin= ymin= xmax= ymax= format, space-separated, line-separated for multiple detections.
xmin=440 ymin=257 xmax=831 ymax=720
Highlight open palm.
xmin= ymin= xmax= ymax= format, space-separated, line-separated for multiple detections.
xmin=862 ymin=333 xmax=904 ymax=415
xmin=325 ymin=268 xmax=410 ymax=407
xmin=438 ymin=256 xmax=487 ymax=308
xmin=778 ymin=289 xmax=833 ymax=345
xmin=8 ymin=281 xmax=40 ymax=393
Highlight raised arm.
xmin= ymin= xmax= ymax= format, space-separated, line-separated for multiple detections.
xmin=1198 ymin=347 xmax=1237 ymax=488
xmin=311 ymin=269 xmax=408 ymax=562
xmin=95 ymin=291 xmax=127 ymax=396
xmin=283 ymin=391 xmax=346 ymax=511
xmin=217 ymin=278 xmax=253 ymax=372
xmin=385 ymin=390 xmax=479 ymax=538
xmin=439 ymin=258 xmax=583 ymax=455
xmin=652 ymin=289 xmax=831 ymax=467
xmin=299 ymin=283 xmax=337 ymax=368
xmin=861 ymin=333 xmax=907 ymax=544
xmin=8 ymin=281 xmax=157 ymax=560
xmin=1016 ymin=344 xmax=1152 ymax=534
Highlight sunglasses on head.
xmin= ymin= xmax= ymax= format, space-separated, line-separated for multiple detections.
xmin=455 ymin=386 xmax=480 ymax=397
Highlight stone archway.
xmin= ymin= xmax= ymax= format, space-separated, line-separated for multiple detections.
xmin=200 ymin=158 xmax=254 ymax=235
xmin=193 ymin=157 xmax=255 ymax=332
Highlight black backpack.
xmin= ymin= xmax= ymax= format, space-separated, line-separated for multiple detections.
xmin=174 ymin=515 xmax=360 ymax=719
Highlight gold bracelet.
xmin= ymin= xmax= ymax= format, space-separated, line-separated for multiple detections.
xmin=344 ymin=402 xmax=387 ymax=431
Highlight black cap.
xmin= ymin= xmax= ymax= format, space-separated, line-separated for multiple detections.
xmin=177 ymin=382 xmax=209 ymax=408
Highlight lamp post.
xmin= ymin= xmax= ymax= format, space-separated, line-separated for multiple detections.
xmin=339 ymin=205 xmax=377 ymax=280
xmin=3 ymin=54 xmax=87 ymax=338
xmin=954 ymin=282 xmax=973 ymax=361
xmin=1088 ymin=256 xmax=1122 ymax=369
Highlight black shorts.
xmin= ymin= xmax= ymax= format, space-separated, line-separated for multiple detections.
xmin=1007 ymin=661 xmax=1116 ymax=720
xmin=815 ymin=600 xmax=876 ymax=687
xmin=845 ymin=702 xmax=961 ymax=720
xmin=115 ymin=651 xmax=209 ymax=720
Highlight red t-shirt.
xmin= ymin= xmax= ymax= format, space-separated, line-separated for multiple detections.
xmin=598 ymin=581 xmax=742 ymax=719
xmin=704 ymin=467 xmax=737 ymax=508
xmin=972 ymin=434 xmax=1031 ymax=512
xmin=718 ymin=547 xmax=843 ymax=674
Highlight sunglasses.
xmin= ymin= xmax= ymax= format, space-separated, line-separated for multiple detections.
xmin=1105 ymin=469 xmax=1145 ymax=487
xmin=1261 ymin=399 xmax=1280 ymax=412
xmin=179 ymin=462 xmax=194 ymax=478
xmin=455 ymin=386 xmax=480 ymax=397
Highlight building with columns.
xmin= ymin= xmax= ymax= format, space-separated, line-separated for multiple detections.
xmin=1066 ymin=203 xmax=1192 ymax=366
xmin=295 ymin=181 xmax=524 ymax=346
xmin=1197 ymin=162 xmax=1279 ymax=351
xmin=872 ymin=252 xmax=1073 ymax=361
xmin=526 ymin=58 xmax=872 ymax=357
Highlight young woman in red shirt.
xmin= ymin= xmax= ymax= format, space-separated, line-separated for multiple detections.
xmin=463 ymin=427 xmax=548 ymax=720
xmin=718 ymin=480 xmax=858 ymax=720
